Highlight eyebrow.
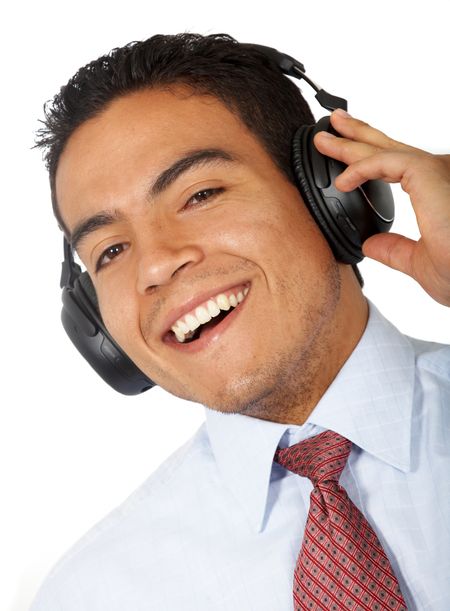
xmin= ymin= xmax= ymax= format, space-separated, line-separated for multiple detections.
xmin=70 ymin=148 xmax=237 ymax=252
xmin=71 ymin=210 xmax=124 ymax=252
xmin=148 ymin=148 xmax=236 ymax=198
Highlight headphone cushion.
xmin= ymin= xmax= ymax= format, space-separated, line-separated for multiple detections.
xmin=77 ymin=271 xmax=100 ymax=314
xmin=292 ymin=126 xmax=330 ymax=236
xmin=292 ymin=123 xmax=362 ymax=263
xmin=292 ymin=125 xmax=348 ymax=261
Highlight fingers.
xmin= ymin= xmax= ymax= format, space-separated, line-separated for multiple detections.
xmin=313 ymin=111 xmax=420 ymax=170
xmin=362 ymin=233 xmax=415 ymax=278
xmin=363 ymin=233 xmax=450 ymax=306
xmin=334 ymin=151 xmax=414 ymax=191
xmin=329 ymin=109 xmax=397 ymax=148
xmin=313 ymin=111 xmax=427 ymax=192
xmin=314 ymin=132 xmax=380 ymax=167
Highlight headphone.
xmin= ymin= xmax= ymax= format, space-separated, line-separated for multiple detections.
xmin=60 ymin=43 xmax=395 ymax=395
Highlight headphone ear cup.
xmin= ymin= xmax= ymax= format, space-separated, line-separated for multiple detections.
xmin=292 ymin=122 xmax=361 ymax=263
xmin=292 ymin=117 xmax=395 ymax=265
xmin=292 ymin=124 xmax=352 ymax=263
xmin=61 ymin=271 xmax=154 ymax=395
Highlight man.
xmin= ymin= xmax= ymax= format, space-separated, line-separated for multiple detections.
xmin=31 ymin=33 xmax=449 ymax=610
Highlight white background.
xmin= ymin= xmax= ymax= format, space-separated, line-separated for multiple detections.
xmin=2 ymin=0 xmax=449 ymax=609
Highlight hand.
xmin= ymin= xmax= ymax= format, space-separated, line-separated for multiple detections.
xmin=314 ymin=109 xmax=450 ymax=306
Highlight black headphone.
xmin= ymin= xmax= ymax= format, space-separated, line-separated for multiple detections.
xmin=60 ymin=43 xmax=395 ymax=395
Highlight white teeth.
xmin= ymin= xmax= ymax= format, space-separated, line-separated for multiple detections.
xmin=195 ymin=305 xmax=211 ymax=325
xmin=171 ymin=321 xmax=186 ymax=341
xmin=207 ymin=299 xmax=221 ymax=317
xmin=173 ymin=328 xmax=186 ymax=343
xmin=170 ymin=286 xmax=250 ymax=343
xmin=185 ymin=314 xmax=201 ymax=332
xmin=177 ymin=319 xmax=190 ymax=335
xmin=216 ymin=293 xmax=231 ymax=310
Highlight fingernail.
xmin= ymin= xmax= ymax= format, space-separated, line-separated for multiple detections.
xmin=334 ymin=108 xmax=351 ymax=118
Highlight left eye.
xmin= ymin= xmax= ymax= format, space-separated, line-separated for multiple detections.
xmin=185 ymin=187 xmax=224 ymax=207
xmin=95 ymin=243 xmax=129 ymax=272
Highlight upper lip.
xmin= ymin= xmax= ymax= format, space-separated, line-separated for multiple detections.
xmin=160 ymin=280 xmax=251 ymax=339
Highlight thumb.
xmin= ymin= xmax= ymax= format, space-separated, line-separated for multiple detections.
xmin=362 ymin=233 xmax=416 ymax=277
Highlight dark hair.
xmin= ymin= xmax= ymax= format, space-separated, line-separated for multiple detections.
xmin=35 ymin=32 xmax=363 ymax=286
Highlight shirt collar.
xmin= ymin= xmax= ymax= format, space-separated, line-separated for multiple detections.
xmin=204 ymin=300 xmax=415 ymax=533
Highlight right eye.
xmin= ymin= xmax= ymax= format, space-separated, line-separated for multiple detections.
xmin=96 ymin=243 xmax=129 ymax=272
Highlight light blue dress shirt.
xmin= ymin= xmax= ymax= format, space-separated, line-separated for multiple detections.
xmin=30 ymin=302 xmax=450 ymax=610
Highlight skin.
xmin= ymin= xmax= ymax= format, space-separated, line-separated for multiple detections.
xmin=55 ymin=87 xmax=368 ymax=425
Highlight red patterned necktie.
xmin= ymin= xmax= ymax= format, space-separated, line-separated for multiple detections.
xmin=274 ymin=430 xmax=407 ymax=611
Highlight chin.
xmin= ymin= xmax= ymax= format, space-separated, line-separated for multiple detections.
xmin=198 ymin=305 xmax=341 ymax=423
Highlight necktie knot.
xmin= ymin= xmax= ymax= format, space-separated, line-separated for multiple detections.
xmin=274 ymin=429 xmax=352 ymax=486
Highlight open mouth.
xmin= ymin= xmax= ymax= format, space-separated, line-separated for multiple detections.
xmin=162 ymin=284 xmax=250 ymax=347
xmin=178 ymin=308 xmax=230 ymax=343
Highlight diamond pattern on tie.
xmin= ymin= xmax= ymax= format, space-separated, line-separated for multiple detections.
xmin=274 ymin=430 xmax=407 ymax=610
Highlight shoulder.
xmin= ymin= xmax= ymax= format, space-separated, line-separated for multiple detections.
xmin=405 ymin=336 xmax=450 ymax=431
xmin=29 ymin=421 xmax=211 ymax=610
xmin=406 ymin=335 xmax=450 ymax=382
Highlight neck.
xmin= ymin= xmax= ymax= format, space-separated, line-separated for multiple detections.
xmin=292 ymin=278 xmax=368 ymax=425
xmin=242 ymin=266 xmax=369 ymax=426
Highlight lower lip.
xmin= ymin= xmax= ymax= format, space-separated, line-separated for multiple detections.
xmin=163 ymin=292 xmax=249 ymax=354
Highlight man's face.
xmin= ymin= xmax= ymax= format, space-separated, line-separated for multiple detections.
xmin=56 ymin=87 xmax=349 ymax=422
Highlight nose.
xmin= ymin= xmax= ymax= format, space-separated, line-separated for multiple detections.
xmin=136 ymin=240 xmax=204 ymax=295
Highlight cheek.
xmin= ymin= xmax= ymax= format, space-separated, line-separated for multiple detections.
xmin=273 ymin=198 xmax=334 ymax=270
xmin=212 ymin=191 xmax=331 ymax=271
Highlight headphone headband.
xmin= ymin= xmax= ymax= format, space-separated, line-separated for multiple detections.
xmin=242 ymin=43 xmax=348 ymax=112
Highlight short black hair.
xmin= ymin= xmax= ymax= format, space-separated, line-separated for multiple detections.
xmin=35 ymin=32 xmax=363 ymax=286
xmin=36 ymin=33 xmax=315 ymax=228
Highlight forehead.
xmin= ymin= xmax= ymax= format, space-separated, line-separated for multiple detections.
xmin=55 ymin=87 xmax=273 ymax=231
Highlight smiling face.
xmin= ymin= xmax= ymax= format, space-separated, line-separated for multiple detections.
xmin=56 ymin=87 xmax=367 ymax=424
